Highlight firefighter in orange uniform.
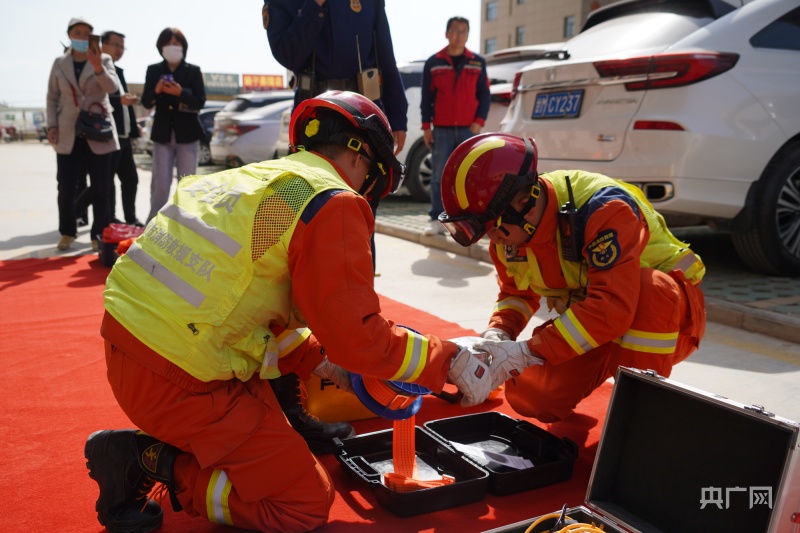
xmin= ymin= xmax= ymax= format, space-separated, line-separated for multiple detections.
xmin=439 ymin=133 xmax=707 ymax=423
xmin=84 ymin=91 xmax=493 ymax=533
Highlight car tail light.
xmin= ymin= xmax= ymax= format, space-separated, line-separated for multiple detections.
xmin=510 ymin=71 xmax=523 ymax=102
xmin=224 ymin=124 xmax=259 ymax=136
xmin=594 ymin=52 xmax=739 ymax=91
xmin=633 ymin=120 xmax=684 ymax=131
xmin=491 ymin=91 xmax=512 ymax=106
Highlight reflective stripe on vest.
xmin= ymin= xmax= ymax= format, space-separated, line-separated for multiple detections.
xmin=161 ymin=203 xmax=242 ymax=257
xmin=493 ymin=297 xmax=534 ymax=322
xmin=126 ymin=244 xmax=206 ymax=308
xmin=206 ymin=469 xmax=234 ymax=526
xmin=390 ymin=329 xmax=429 ymax=382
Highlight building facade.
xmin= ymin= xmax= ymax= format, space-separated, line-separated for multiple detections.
xmin=480 ymin=0 xmax=616 ymax=53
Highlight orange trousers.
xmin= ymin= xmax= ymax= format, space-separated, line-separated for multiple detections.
xmin=505 ymin=269 xmax=706 ymax=423
xmin=103 ymin=315 xmax=335 ymax=532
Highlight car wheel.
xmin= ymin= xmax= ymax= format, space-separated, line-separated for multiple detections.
xmin=198 ymin=142 xmax=211 ymax=166
xmin=404 ymin=142 xmax=432 ymax=202
xmin=731 ymin=143 xmax=800 ymax=276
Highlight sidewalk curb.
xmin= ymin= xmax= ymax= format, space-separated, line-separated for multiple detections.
xmin=376 ymin=220 xmax=800 ymax=345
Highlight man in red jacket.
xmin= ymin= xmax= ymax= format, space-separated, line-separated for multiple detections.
xmin=421 ymin=16 xmax=490 ymax=235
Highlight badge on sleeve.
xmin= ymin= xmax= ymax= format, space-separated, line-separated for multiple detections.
xmin=262 ymin=3 xmax=270 ymax=29
xmin=350 ymin=0 xmax=362 ymax=13
xmin=588 ymin=229 xmax=620 ymax=269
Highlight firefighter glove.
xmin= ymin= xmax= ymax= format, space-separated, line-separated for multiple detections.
xmin=472 ymin=339 xmax=545 ymax=390
xmin=313 ymin=358 xmax=353 ymax=394
xmin=447 ymin=345 xmax=493 ymax=407
xmin=481 ymin=327 xmax=512 ymax=342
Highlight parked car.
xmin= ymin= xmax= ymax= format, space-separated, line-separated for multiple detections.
xmin=210 ymin=99 xmax=295 ymax=168
xmin=197 ymin=101 xmax=226 ymax=165
xmin=213 ymin=90 xmax=294 ymax=126
xmin=500 ymin=0 xmax=800 ymax=275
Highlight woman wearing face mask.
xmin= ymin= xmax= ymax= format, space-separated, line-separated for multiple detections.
xmin=141 ymin=27 xmax=206 ymax=222
xmin=46 ymin=17 xmax=120 ymax=251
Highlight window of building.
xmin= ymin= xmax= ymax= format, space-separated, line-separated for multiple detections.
xmin=485 ymin=38 xmax=497 ymax=54
xmin=564 ymin=15 xmax=576 ymax=38
xmin=515 ymin=25 xmax=525 ymax=46
xmin=517 ymin=0 xmax=526 ymax=4
xmin=486 ymin=1 xmax=498 ymax=22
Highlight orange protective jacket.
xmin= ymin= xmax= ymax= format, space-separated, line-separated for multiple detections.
xmin=487 ymin=172 xmax=705 ymax=365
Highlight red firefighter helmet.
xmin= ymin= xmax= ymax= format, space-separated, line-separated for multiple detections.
xmin=290 ymin=90 xmax=405 ymax=200
xmin=439 ymin=133 xmax=539 ymax=246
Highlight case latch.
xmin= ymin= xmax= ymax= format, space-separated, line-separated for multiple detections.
xmin=744 ymin=404 xmax=775 ymax=418
xmin=643 ymin=369 xmax=664 ymax=380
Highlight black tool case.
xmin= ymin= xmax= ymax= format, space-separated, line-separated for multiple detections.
xmin=483 ymin=367 xmax=800 ymax=533
xmin=425 ymin=412 xmax=578 ymax=496
xmin=334 ymin=425 xmax=490 ymax=517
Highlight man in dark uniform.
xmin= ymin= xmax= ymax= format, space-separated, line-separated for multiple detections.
xmin=264 ymin=0 xmax=407 ymax=154
xmin=263 ymin=0 xmax=410 ymax=451
xmin=101 ymin=30 xmax=143 ymax=226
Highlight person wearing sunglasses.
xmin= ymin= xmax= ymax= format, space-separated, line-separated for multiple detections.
xmin=85 ymin=91 xmax=493 ymax=533
xmin=440 ymin=133 xmax=707 ymax=423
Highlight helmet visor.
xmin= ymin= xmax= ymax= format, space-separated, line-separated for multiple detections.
xmin=438 ymin=211 xmax=493 ymax=247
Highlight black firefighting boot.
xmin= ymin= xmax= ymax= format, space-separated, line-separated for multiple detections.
xmin=269 ymin=373 xmax=356 ymax=454
xmin=85 ymin=429 xmax=183 ymax=533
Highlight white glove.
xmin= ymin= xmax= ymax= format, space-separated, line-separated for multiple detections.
xmin=472 ymin=339 xmax=545 ymax=390
xmin=480 ymin=328 xmax=512 ymax=342
xmin=312 ymin=358 xmax=353 ymax=394
xmin=446 ymin=346 xmax=493 ymax=407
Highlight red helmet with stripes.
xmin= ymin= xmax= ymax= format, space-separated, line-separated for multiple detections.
xmin=439 ymin=133 xmax=539 ymax=246
xmin=290 ymin=90 xmax=405 ymax=200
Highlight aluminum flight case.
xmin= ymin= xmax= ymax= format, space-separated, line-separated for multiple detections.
xmin=483 ymin=367 xmax=800 ymax=533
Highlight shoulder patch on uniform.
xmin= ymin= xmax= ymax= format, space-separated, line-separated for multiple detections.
xmin=262 ymin=3 xmax=269 ymax=29
xmin=587 ymin=229 xmax=620 ymax=269
xmin=350 ymin=0 xmax=362 ymax=13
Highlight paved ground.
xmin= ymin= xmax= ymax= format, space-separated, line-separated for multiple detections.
xmin=1 ymin=140 xmax=798 ymax=421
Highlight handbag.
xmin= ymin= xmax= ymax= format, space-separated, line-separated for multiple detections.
xmin=69 ymin=83 xmax=114 ymax=142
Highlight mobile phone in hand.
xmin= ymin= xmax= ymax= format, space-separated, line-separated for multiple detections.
xmin=88 ymin=34 xmax=100 ymax=53
xmin=160 ymin=74 xmax=174 ymax=83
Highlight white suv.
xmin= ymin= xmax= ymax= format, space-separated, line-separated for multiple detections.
xmin=501 ymin=0 xmax=800 ymax=275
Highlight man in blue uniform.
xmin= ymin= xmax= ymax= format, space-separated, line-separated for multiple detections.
xmin=262 ymin=0 xmax=410 ymax=451
xmin=264 ymin=0 xmax=408 ymax=154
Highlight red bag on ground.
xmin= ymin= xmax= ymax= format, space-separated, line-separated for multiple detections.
xmin=101 ymin=223 xmax=145 ymax=245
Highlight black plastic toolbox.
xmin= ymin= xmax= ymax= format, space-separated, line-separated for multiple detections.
xmin=425 ymin=412 xmax=579 ymax=496
xmin=334 ymin=425 xmax=490 ymax=517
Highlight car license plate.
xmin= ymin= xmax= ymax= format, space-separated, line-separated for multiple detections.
xmin=532 ymin=90 xmax=584 ymax=119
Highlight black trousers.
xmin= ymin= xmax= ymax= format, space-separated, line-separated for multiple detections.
xmin=110 ymin=137 xmax=140 ymax=223
xmin=57 ymin=138 xmax=113 ymax=241
xmin=76 ymin=138 xmax=139 ymax=224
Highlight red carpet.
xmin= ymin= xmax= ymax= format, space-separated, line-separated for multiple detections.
xmin=0 ymin=256 xmax=610 ymax=533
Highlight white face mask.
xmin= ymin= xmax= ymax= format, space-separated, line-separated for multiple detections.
xmin=162 ymin=45 xmax=183 ymax=64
